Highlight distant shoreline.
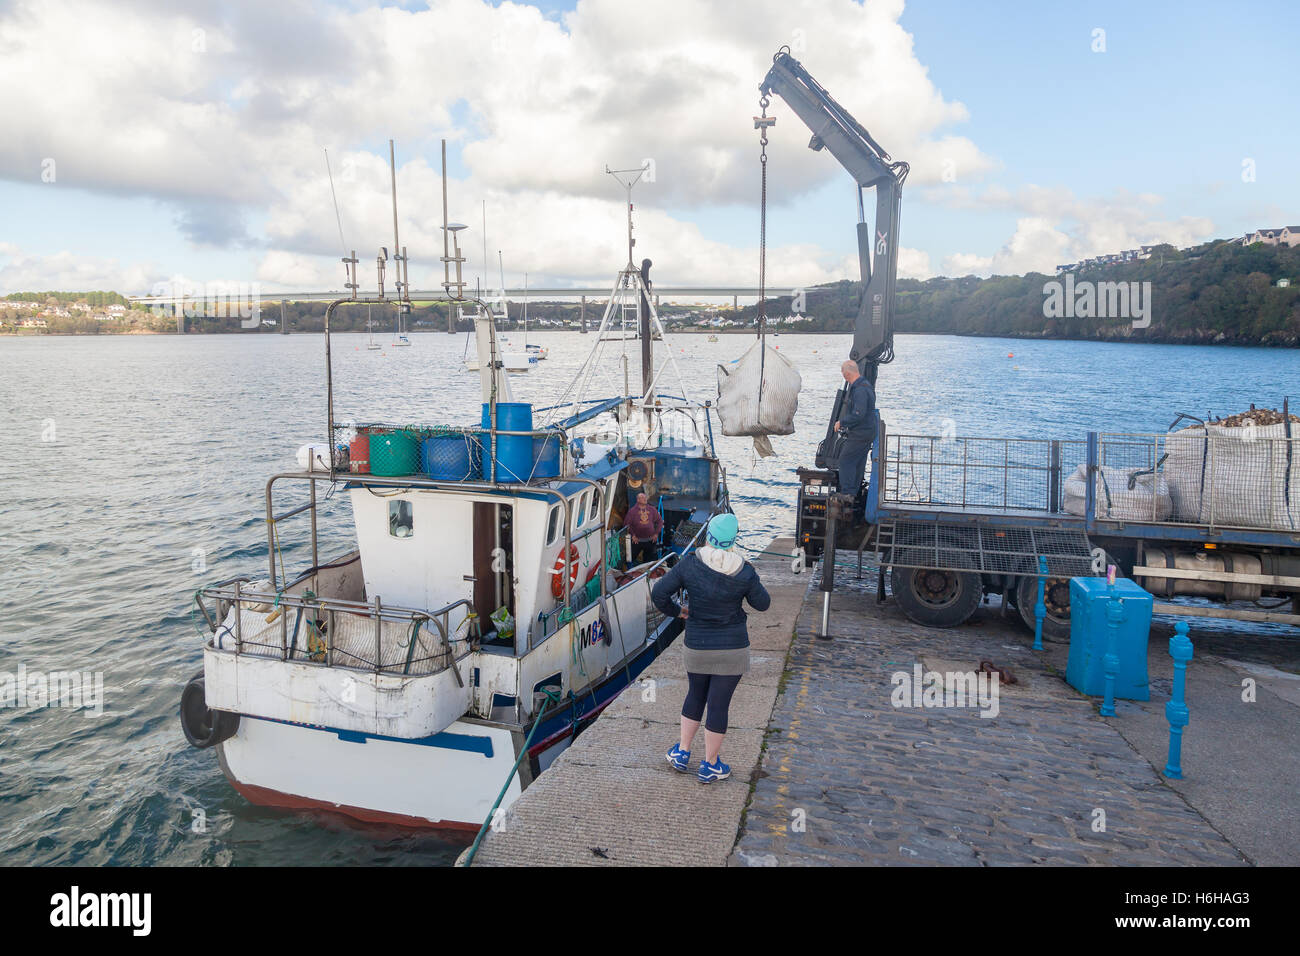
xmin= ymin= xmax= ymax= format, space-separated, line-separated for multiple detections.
xmin=3 ymin=326 xmax=1295 ymax=348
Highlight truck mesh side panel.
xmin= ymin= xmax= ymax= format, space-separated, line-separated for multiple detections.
xmin=882 ymin=522 xmax=1095 ymax=578
xmin=884 ymin=435 xmax=1088 ymax=512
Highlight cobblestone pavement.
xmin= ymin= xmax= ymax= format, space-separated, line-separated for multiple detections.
xmin=731 ymin=567 xmax=1250 ymax=867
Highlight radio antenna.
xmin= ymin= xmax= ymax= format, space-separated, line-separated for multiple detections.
xmin=324 ymin=147 xmax=349 ymax=259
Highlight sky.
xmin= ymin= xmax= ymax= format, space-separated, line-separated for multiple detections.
xmin=0 ymin=0 xmax=1295 ymax=298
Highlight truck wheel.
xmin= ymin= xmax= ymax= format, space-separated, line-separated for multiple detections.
xmin=1016 ymin=574 xmax=1072 ymax=642
xmin=890 ymin=567 xmax=983 ymax=628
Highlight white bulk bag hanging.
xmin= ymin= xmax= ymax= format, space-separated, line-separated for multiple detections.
xmin=716 ymin=341 xmax=802 ymax=457
xmin=718 ymin=102 xmax=803 ymax=458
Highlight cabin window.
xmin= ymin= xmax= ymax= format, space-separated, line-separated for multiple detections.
xmin=389 ymin=500 xmax=414 ymax=538
xmin=589 ymin=487 xmax=602 ymax=526
xmin=545 ymin=504 xmax=561 ymax=545
xmin=573 ymin=492 xmax=588 ymax=530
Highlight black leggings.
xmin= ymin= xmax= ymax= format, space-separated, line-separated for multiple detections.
xmin=682 ymin=673 xmax=743 ymax=735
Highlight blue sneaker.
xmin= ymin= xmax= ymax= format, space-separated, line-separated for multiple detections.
xmin=697 ymin=757 xmax=730 ymax=783
xmin=666 ymin=744 xmax=692 ymax=772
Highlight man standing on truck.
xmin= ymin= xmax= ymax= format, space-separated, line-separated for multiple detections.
xmin=834 ymin=360 xmax=876 ymax=496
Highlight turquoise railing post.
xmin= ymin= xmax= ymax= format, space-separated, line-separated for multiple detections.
xmin=1100 ymin=565 xmax=1121 ymax=717
xmin=1033 ymin=556 xmax=1048 ymax=651
xmin=1164 ymin=621 xmax=1193 ymax=779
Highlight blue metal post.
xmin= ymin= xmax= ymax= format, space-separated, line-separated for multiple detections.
xmin=1165 ymin=621 xmax=1193 ymax=779
xmin=1033 ymin=555 xmax=1047 ymax=651
xmin=1100 ymin=566 xmax=1121 ymax=717
xmin=1084 ymin=432 xmax=1099 ymax=534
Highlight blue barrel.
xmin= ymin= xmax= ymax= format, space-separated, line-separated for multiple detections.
xmin=420 ymin=434 xmax=478 ymax=480
xmin=532 ymin=433 xmax=562 ymax=479
xmin=481 ymin=402 xmax=533 ymax=482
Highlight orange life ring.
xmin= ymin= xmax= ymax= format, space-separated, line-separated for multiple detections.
xmin=551 ymin=545 xmax=581 ymax=599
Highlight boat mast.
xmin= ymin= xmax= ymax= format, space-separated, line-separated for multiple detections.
xmin=389 ymin=139 xmax=409 ymax=339
xmin=606 ymin=163 xmax=654 ymax=428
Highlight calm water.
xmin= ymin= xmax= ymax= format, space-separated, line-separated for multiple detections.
xmin=0 ymin=331 xmax=1295 ymax=865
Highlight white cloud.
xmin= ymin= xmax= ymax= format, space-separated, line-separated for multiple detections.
xmin=896 ymin=246 xmax=934 ymax=280
xmin=0 ymin=0 xmax=991 ymax=291
xmin=928 ymin=186 xmax=1216 ymax=277
xmin=0 ymin=246 xmax=159 ymax=293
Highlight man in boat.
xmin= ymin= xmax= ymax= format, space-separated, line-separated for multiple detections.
xmin=623 ymin=492 xmax=664 ymax=566
xmin=834 ymin=359 xmax=877 ymax=498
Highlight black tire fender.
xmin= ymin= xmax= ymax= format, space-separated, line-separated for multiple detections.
xmin=180 ymin=670 xmax=240 ymax=749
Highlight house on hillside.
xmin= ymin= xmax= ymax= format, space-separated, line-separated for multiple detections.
xmin=1243 ymin=227 xmax=1299 ymax=247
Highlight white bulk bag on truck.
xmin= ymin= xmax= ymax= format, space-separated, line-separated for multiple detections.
xmin=716 ymin=342 xmax=801 ymax=457
xmin=1166 ymin=423 xmax=1299 ymax=531
xmin=1062 ymin=463 xmax=1173 ymax=521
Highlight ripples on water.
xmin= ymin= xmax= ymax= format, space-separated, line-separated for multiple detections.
xmin=0 ymin=331 xmax=1294 ymax=865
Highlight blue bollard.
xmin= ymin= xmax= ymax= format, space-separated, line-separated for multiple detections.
xmin=1165 ymin=621 xmax=1193 ymax=779
xmin=1100 ymin=566 xmax=1121 ymax=717
xmin=1033 ymin=556 xmax=1048 ymax=650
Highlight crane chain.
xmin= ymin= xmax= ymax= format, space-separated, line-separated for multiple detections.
xmin=755 ymin=93 xmax=775 ymax=409
xmin=757 ymin=94 xmax=770 ymax=337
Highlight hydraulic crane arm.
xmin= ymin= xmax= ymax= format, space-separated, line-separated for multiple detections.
xmin=760 ymin=47 xmax=908 ymax=387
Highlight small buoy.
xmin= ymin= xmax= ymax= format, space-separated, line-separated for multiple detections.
xmin=1007 ymin=353 xmax=1013 ymax=358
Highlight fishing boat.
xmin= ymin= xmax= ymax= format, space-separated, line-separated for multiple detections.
xmin=520 ymin=272 xmax=547 ymax=360
xmin=180 ymin=161 xmax=729 ymax=831
xmin=463 ymin=302 xmax=536 ymax=372
xmin=465 ymin=261 xmax=536 ymax=372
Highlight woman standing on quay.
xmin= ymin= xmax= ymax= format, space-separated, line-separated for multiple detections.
xmin=651 ymin=513 xmax=770 ymax=783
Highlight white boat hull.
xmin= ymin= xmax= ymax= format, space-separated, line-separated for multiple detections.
xmin=218 ymin=715 xmax=527 ymax=831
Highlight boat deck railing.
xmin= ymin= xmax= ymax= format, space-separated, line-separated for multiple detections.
xmin=196 ymin=582 xmax=471 ymax=680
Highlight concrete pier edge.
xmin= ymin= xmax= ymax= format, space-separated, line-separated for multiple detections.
xmin=469 ymin=536 xmax=805 ymax=866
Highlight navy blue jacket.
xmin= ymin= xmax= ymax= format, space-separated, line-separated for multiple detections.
xmin=651 ymin=553 xmax=771 ymax=651
xmin=837 ymin=374 xmax=878 ymax=447
xmin=837 ymin=377 xmax=877 ymax=446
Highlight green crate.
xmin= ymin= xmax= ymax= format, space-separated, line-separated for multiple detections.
xmin=369 ymin=430 xmax=420 ymax=476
